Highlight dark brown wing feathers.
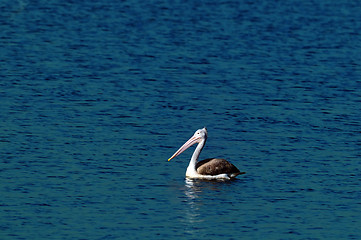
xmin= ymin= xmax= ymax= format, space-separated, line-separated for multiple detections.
xmin=196 ymin=158 xmax=241 ymax=176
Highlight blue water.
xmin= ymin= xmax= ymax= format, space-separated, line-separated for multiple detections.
xmin=1 ymin=0 xmax=361 ymax=239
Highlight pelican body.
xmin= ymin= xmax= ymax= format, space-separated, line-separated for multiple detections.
xmin=168 ymin=128 xmax=244 ymax=180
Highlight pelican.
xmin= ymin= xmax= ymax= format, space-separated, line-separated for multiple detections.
xmin=168 ymin=127 xmax=245 ymax=180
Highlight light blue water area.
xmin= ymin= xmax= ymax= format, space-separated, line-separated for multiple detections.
xmin=1 ymin=0 xmax=361 ymax=239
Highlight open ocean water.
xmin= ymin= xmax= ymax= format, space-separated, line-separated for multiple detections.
xmin=1 ymin=0 xmax=361 ymax=239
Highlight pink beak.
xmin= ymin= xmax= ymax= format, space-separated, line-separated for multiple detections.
xmin=168 ymin=135 xmax=202 ymax=161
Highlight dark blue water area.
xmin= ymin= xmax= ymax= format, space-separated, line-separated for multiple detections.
xmin=1 ymin=0 xmax=361 ymax=239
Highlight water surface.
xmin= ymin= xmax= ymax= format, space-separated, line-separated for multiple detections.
xmin=1 ymin=0 xmax=361 ymax=239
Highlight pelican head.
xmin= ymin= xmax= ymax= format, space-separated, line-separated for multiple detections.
xmin=168 ymin=127 xmax=208 ymax=161
xmin=195 ymin=127 xmax=208 ymax=139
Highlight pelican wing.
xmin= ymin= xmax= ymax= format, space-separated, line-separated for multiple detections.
xmin=196 ymin=158 xmax=241 ymax=176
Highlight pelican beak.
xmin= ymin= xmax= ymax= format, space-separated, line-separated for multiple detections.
xmin=168 ymin=135 xmax=201 ymax=161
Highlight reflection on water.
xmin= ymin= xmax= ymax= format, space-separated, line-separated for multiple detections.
xmin=183 ymin=179 xmax=230 ymax=219
xmin=183 ymin=179 xmax=239 ymax=236
xmin=183 ymin=179 xmax=204 ymax=236
xmin=183 ymin=179 xmax=203 ymax=224
xmin=184 ymin=178 xmax=234 ymax=201
xmin=184 ymin=178 xmax=202 ymax=200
